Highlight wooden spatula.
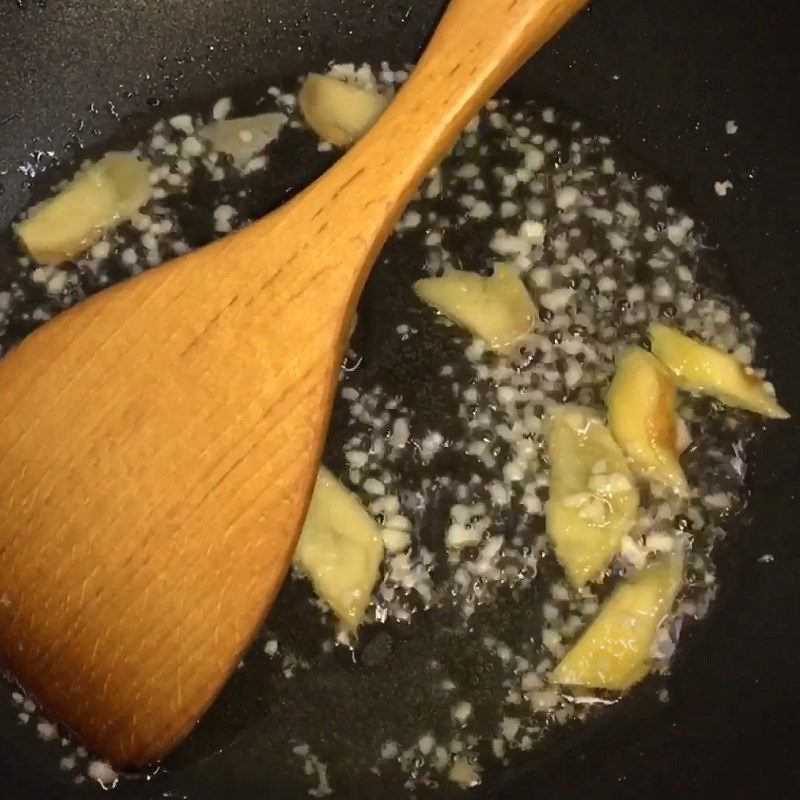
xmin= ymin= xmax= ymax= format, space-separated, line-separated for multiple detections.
xmin=0 ymin=0 xmax=589 ymax=768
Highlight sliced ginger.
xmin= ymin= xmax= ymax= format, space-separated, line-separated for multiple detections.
xmin=294 ymin=467 xmax=384 ymax=631
xmin=547 ymin=406 xmax=639 ymax=587
xmin=201 ymin=112 xmax=287 ymax=165
xmin=299 ymin=73 xmax=388 ymax=147
xmin=413 ymin=264 xmax=538 ymax=352
xmin=15 ymin=152 xmax=151 ymax=266
xmin=552 ymin=554 xmax=683 ymax=690
xmin=649 ymin=323 xmax=788 ymax=419
xmin=607 ymin=347 xmax=688 ymax=494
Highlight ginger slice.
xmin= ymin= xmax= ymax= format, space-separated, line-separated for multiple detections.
xmin=294 ymin=468 xmax=384 ymax=630
xmin=649 ymin=323 xmax=788 ymax=419
xmin=547 ymin=406 xmax=639 ymax=587
xmin=413 ymin=264 xmax=538 ymax=352
xmin=552 ymin=555 xmax=683 ymax=690
xmin=607 ymin=347 xmax=688 ymax=494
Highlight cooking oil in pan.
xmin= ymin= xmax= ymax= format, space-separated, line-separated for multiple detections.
xmin=0 ymin=64 xmax=767 ymax=798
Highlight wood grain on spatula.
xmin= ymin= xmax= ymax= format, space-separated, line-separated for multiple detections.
xmin=0 ymin=0 xmax=589 ymax=768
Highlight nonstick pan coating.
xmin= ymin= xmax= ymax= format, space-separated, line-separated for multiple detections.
xmin=1 ymin=1 xmax=798 ymax=798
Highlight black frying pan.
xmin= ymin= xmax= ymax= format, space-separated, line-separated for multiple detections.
xmin=1 ymin=1 xmax=798 ymax=798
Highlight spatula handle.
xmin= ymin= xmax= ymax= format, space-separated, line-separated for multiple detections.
xmin=297 ymin=0 xmax=590 ymax=287
xmin=372 ymin=0 xmax=590 ymax=181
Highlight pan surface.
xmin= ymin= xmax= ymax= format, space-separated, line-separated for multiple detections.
xmin=1 ymin=1 xmax=798 ymax=798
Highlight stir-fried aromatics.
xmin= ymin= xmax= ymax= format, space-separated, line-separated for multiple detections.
xmin=1 ymin=63 xmax=790 ymax=793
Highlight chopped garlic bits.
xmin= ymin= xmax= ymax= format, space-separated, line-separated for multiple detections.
xmin=413 ymin=264 xmax=538 ymax=352
xmin=546 ymin=406 xmax=638 ymax=587
xmin=649 ymin=323 xmax=788 ymax=419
